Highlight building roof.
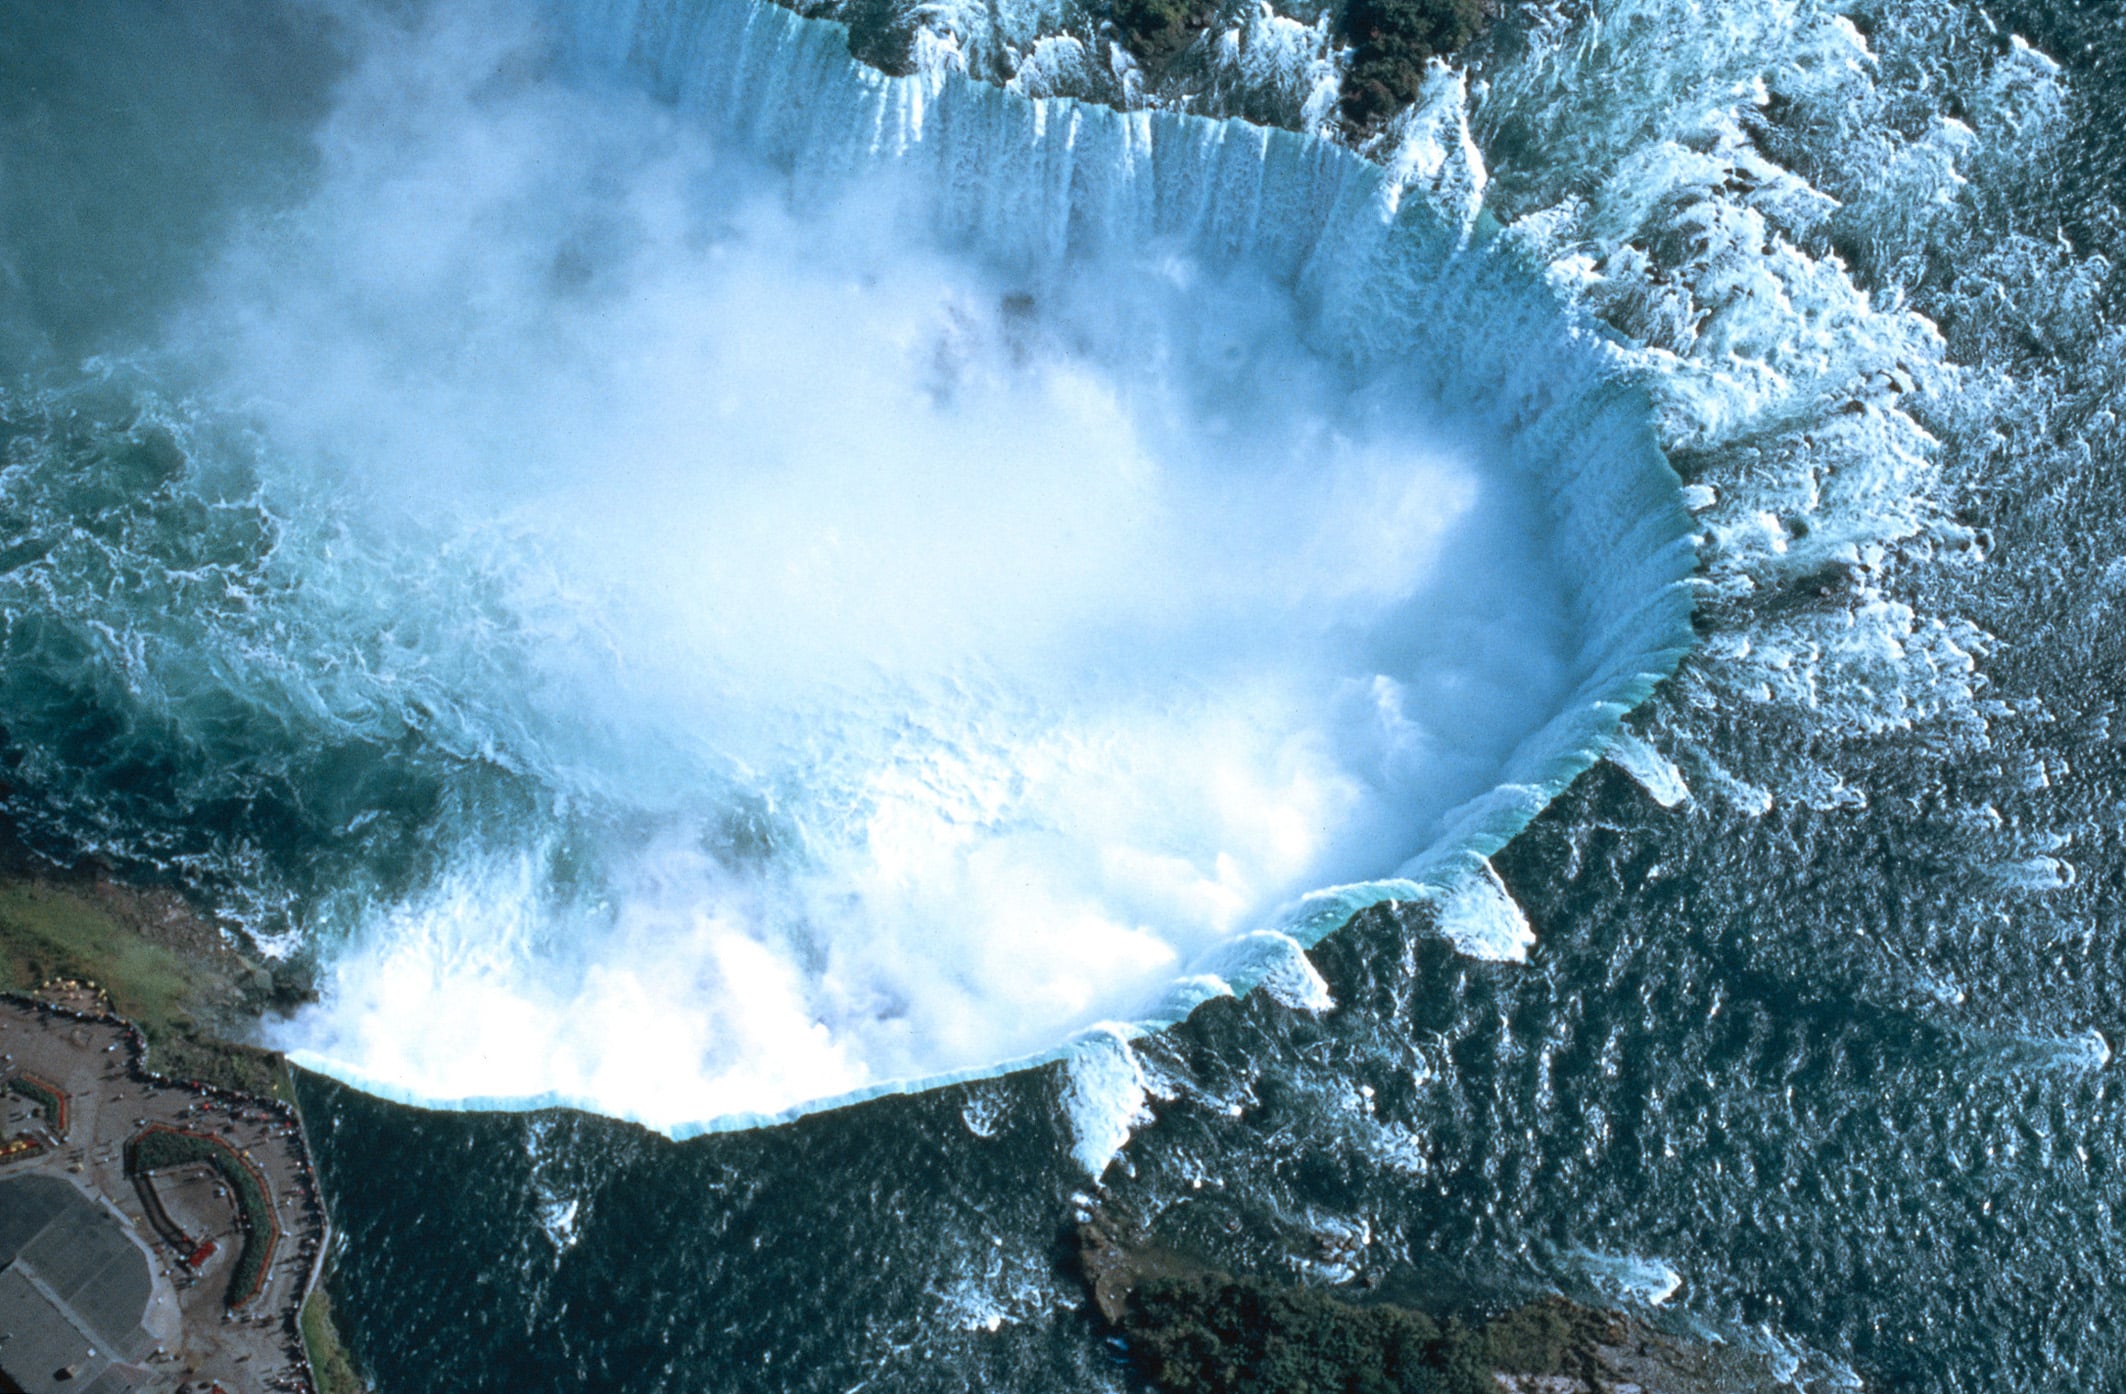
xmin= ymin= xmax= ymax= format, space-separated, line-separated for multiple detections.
xmin=0 ymin=1175 xmax=168 ymax=1394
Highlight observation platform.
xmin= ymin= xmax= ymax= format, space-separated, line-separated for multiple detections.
xmin=0 ymin=997 xmax=328 ymax=1394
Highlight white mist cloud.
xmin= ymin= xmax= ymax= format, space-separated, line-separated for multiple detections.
xmin=202 ymin=0 xmax=1579 ymax=1128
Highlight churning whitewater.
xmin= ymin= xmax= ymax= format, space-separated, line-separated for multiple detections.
xmin=0 ymin=0 xmax=1689 ymax=1132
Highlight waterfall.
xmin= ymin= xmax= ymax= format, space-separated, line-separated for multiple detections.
xmin=0 ymin=0 xmax=1693 ymax=1134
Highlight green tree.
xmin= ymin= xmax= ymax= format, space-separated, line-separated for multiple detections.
xmin=1338 ymin=0 xmax=1485 ymax=128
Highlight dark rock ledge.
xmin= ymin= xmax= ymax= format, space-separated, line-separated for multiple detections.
xmin=1076 ymin=1211 xmax=1806 ymax=1394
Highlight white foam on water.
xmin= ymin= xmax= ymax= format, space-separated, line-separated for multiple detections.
xmin=1432 ymin=861 xmax=1536 ymax=963
xmin=1575 ymin=1250 xmax=1684 ymax=1307
xmin=1606 ymin=728 xmax=1690 ymax=808
xmin=1060 ymin=1027 xmax=1154 ymax=1179
xmin=1255 ymin=937 xmax=1335 ymax=1014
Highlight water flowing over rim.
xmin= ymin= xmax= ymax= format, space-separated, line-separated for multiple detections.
xmin=286 ymin=0 xmax=1699 ymax=1136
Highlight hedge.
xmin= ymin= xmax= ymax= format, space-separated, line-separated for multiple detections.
xmin=126 ymin=1126 xmax=280 ymax=1307
xmin=6 ymin=1074 xmax=67 ymax=1135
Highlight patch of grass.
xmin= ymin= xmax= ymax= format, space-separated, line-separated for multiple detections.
xmin=151 ymin=1031 xmax=287 ymax=1099
xmin=302 ymin=1284 xmax=368 ymax=1394
xmin=0 ymin=878 xmax=281 ymax=1094
xmin=0 ymin=880 xmax=198 ymax=1021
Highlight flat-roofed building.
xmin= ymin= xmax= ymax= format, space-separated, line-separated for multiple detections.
xmin=0 ymin=1174 xmax=175 ymax=1394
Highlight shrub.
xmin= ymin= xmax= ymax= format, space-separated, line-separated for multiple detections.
xmin=1118 ymin=1276 xmax=1608 ymax=1394
xmin=1107 ymin=0 xmax=1212 ymax=63
xmin=6 ymin=1073 xmax=67 ymax=1134
xmin=1337 ymin=0 xmax=1485 ymax=128
xmin=1124 ymin=1276 xmax=1484 ymax=1394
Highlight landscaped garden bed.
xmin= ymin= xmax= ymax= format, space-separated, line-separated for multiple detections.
xmin=126 ymin=1125 xmax=281 ymax=1306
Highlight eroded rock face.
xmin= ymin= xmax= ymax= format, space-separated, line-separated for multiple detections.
xmin=1078 ymin=1214 xmax=1215 ymax=1325
xmin=1493 ymin=1320 xmax=1802 ymax=1394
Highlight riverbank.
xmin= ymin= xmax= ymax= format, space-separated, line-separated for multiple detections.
xmin=0 ymin=830 xmax=309 ymax=1095
xmin=0 ymin=832 xmax=362 ymax=1393
xmin=1076 ymin=1211 xmax=1803 ymax=1394
xmin=302 ymin=1285 xmax=367 ymax=1394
